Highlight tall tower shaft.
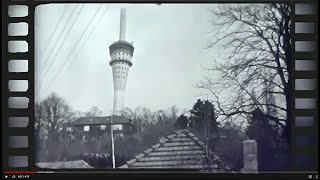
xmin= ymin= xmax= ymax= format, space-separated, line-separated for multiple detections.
xmin=109 ymin=8 xmax=134 ymax=116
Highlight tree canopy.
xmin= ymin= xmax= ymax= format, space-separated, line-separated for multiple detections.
xmin=198 ymin=4 xmax=291 ymax=143
xmin=198 ymin=4 xmax=292 ymax=170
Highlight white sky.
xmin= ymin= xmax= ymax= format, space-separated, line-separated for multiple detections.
xmin=34 ymin=4 xmax=223 ymax=115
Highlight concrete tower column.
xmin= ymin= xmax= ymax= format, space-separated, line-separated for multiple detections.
xmin=109 ymin=8 xmax=134 ymax=116
xmin=113 ymin=90 xmax=124 ymax=115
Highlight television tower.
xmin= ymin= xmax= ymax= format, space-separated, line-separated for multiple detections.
xmin=108 ymin=8 xmax=134 ymax=169
xmin=109 ymin=8 xmax=134 ymax=116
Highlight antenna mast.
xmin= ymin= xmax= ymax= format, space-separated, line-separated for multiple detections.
xmin=119 ymin=8 xmax=126 ymax=41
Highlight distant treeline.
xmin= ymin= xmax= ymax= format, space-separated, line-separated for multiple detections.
xmin=35 ymin=93 xmax=289 ymax=171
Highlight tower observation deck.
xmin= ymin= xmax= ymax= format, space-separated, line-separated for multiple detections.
xmin=109 ymin=8 xmax=134 ymax=116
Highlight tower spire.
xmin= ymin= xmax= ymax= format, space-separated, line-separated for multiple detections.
xmin=119 ymin=8 xmax=126 ymax=41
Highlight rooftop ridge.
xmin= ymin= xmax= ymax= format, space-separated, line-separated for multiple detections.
xmin=119 ymin=129 xmax=226 ymax=170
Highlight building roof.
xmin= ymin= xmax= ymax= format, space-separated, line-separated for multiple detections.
xmin=119 ymin=129 xmax=227 ymax=172
xmin=36 ymin=160 xmax=93 ymax=169
xmin=73 ymin=116 xmax=131 ymax=126
xmin=83 ymin=153 xmax=110 ymax=159
xmin=109 ymin=40 xmax=134 ymax=50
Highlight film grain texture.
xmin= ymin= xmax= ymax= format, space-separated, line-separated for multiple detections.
xmin=2 ymin=0 xmax=318 ymax=175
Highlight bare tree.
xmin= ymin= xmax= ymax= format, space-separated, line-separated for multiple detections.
xmin=168 ymin=105 xmax=179 ymax=121
xmin=73 ymin=110 xmax=85 ymax=118
xmin=35 ymin=102 xmax=43 ymax=131
xmin=198 ymin=4 xmax=291 ymax=143
xmin=154 ymin=109 xmax=168 ymax=122
xmin=142 ymin=107 xmax=154 ymax=125
xmin=35 ymin=102 xmax=47 ymax=161
xmin=35 ymin=93 xmax=74 ymax=161
xmin=40 ymin=93 xmax=74 ymax=138
xmin=85 ymin=106 xmax=103 ymax=117
xmin=120 ymin=107 xmax=135 ymax=119
xmin=121 ymin=106 xmax=152 ymax=133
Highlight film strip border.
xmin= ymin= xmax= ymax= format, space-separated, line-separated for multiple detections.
xmin=292 ymin=2 xmax=318 ymax=171
xmin=1 ymin=0 xmax=318 ymax=173
xmin=2 ymin=0 xmax=35 ymax=171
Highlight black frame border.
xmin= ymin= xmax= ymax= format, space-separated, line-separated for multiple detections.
xmin=2 ymin=0 xmax=318 ymax=178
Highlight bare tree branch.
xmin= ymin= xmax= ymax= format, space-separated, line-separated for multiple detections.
xmin=200 ymin=4 xmax=291 ymax=130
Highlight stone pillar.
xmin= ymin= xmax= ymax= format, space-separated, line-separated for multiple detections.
xmin=241 ymin=140 xmax=258 ymax=173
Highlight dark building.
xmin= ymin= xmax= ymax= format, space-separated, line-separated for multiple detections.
xmin=72 ymin=116 xmax=133 ymax=140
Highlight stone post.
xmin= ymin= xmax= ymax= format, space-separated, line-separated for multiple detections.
xmin=241 ymin=140 xmax=258 ymax=173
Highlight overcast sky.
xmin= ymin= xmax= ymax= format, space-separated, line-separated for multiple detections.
xmin=35 ymin=3 xmax=222 ymax=115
